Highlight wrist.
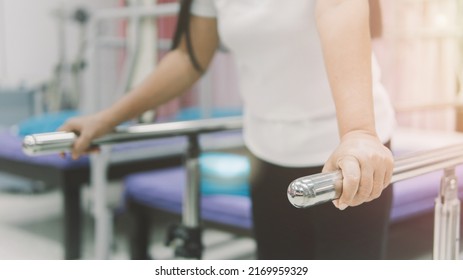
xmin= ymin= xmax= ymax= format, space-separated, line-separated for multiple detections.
xmin=340 ymin=129 xmax=379 ymax=142
xmin=97 ymin=110 xmax=118 ymax=129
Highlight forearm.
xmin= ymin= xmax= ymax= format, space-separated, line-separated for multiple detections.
xmin=99 ymin=49 xmax=202 ymax=127
xmin=316 ymin=0 xmax=376 ymax=138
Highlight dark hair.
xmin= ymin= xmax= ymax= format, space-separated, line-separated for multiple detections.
xmin=172 ymin=0 xmax=203 ymax=72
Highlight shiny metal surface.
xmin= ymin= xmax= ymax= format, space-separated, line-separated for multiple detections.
xmin=22 ymin=117 xmax=243 ymax=156
xmin=287 ymin=171 xmax=342 ymax=208
xmin=183 ymin=158 xmax=200 ymax=228
xmin=433 ymin=168 xmax=460 ymax=260
xmin=23 ymin=132 xmax=77 ymax=155
xmin=287 ymin=143 xmax=463 ymax=208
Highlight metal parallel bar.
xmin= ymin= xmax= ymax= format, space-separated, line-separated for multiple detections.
xmin=287 ymin=144 xmax=463 ymax=208
xmin=22 ymin=117 xmax=243 ymax=156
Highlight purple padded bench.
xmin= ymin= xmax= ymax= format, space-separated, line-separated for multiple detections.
xmin=124 ymin=167 xmax=252 ymax=231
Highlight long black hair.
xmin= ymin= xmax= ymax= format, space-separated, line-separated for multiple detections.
xmin=171 ymin=0 xmax=203 ymax=72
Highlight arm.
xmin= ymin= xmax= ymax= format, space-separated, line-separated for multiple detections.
xmin=369 ymin=0 xmax=383 ymax=38
xmin=316 ymin=0 xmax=393 ymax=209
xmin=61 ymin=16 xmax=219 ymax=159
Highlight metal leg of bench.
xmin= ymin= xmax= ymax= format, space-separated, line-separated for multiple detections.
xmin=433 ymin=167 xmax=461 ymax=260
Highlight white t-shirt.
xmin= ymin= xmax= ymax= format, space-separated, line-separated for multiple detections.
xmin=191 ymin=0 xmax=396 ymax=167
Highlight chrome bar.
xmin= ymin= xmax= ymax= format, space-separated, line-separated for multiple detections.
xmin=22 ymin=117 xmax=243 ymax=156
xmin=287 ymin=144 xmax=463 ymax=208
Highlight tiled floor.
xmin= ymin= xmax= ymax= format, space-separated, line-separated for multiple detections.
xmin=0 ymin=174 xmax=460 ymax=260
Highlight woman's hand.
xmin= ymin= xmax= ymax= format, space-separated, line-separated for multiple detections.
xmin=58 ymin=112 xmax=115 ymax=160
xmin=322 ymin=131 xmax=393 ymax=210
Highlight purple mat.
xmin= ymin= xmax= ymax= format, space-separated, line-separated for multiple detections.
xmin=124 ymin=167 xmax=252 ymax=229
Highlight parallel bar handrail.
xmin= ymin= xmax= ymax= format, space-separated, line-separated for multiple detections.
xmin=287 ymin=143 xmax=463 ymax=208
xmin=22 ymin=117 xmax=243 ymax=156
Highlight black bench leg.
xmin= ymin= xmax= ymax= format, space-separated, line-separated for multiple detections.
xmin=128 ymin=200 xmax=151 ymax=260
xmin=63 ymin=185 xmax=82 ymax=260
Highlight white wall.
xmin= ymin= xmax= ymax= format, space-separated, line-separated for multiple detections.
xmin=0 ymin=0 xmax=117 ymax=87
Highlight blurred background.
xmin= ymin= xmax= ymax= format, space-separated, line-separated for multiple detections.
xmin=0 ymin=0 xmax=462 ymax=260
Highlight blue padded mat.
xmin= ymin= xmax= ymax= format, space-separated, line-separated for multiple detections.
xmin=200 ymin=153 xmax=250 ymax=196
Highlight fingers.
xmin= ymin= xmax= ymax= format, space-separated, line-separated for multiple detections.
xmin=338 ymin=158 xmax=387 ymax=209
xmin=336 ymin=156 xmax=360 ymax=210
xmin=57 ymin=118 xmax=94 ymax=160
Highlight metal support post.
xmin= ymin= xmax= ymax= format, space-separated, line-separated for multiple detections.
xmin=433 ymin=167 xmax=461 ymax=260
xmin=90 ymin=146 xmax=113 ymax=259
xmin=166 ymin=134 xmax=203 ymax=259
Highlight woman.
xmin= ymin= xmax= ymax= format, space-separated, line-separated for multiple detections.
xmin=61 ymin=0 xmax=396 ymax=259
